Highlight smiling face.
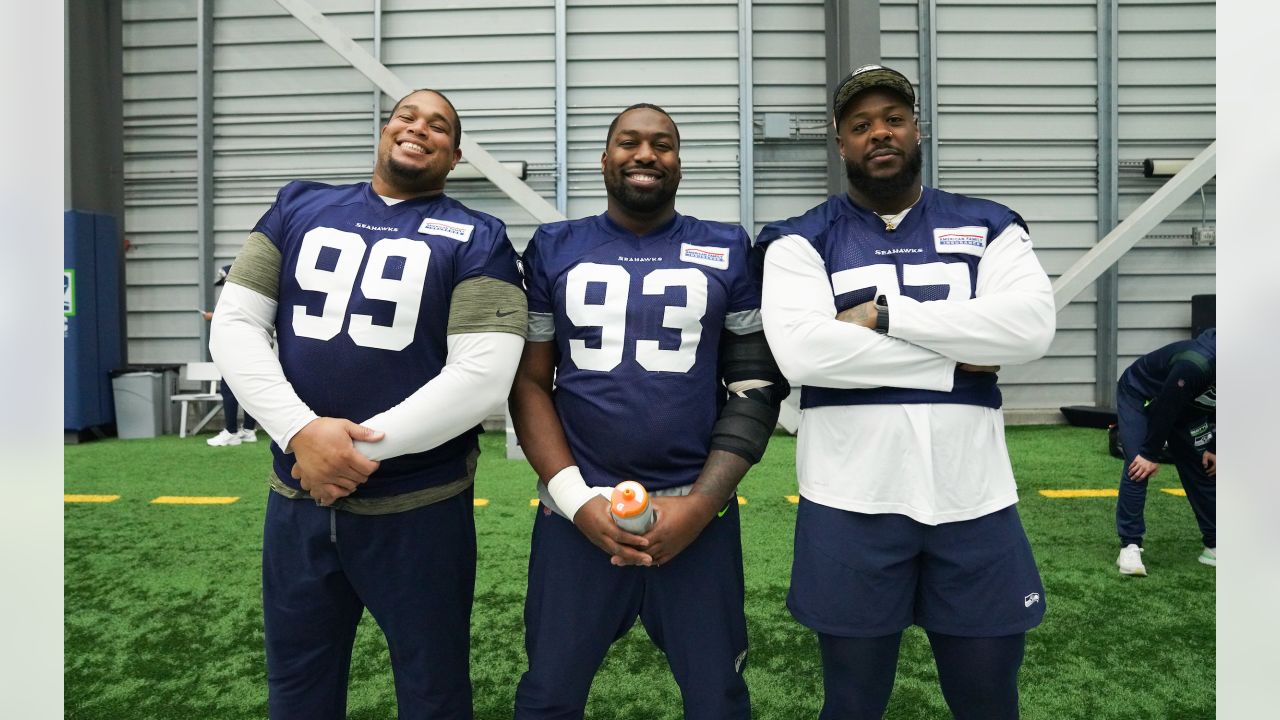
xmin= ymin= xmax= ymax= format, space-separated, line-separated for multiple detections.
xmin=601 ymin=107 xmax=682 ymax=222
xmin=372 ymin=90 xmax=463 ymax=198
xmin=835 ymin=87 xmax=922 ymax=210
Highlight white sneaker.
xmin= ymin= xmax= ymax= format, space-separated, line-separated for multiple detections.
xmin=207 ymin=429 xmax=242 ymax=447
xmin=1198 ymin=547 xmax=1216 ymax=567
xmin=1117 ymin=544 xmax=1147 ymax=576
xmin=238 ymin=428 xmax=258 ymax=443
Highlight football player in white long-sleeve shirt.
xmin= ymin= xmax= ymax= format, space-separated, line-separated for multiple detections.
xmin=758 ymin=65 xmax=1055 ymax=720
xmin=209 ymin=88 xmax=526 ymax=720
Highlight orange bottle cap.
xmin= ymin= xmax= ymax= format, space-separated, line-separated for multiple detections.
xmin=610 ymin=480 xmax=649 ymax=519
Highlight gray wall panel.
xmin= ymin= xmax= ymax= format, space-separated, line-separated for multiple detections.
xmin=1119 ymin=274 xmax=1215 ymax=301
xmin=1114 ymin=0 xmax=1215 ymax=370
xmin=750 ymin=0 xmax=827 ymax=242
xmin=563 ymin=1 xmax=746 ymax=225
xmin=117 ymin=0 xmax=1215 ymax=413
xmin=124 ymin=0 xmax=561 ymax=363
xmin=930 ymin=0 xmax=1103 ymax=409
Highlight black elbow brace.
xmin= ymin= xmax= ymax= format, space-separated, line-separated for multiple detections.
xmin=710 ymin=384 xmax=788 ymax=464
xmin=711 ymin=331 xmax=790 ymax=464
xmin=719 ymin=330 xmax=787 ymax=388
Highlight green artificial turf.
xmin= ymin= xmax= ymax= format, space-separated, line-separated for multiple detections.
xmin=64 ymin=426 xmax=1214 ymax=719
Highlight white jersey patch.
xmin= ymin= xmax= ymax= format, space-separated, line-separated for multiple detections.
xmin=418 ymin=217 xmax=474 ymax=242
xmin=933 ymin=226 xmax=987 ymax=257
xmin=679 ymin=243 xmax=730 ymax=270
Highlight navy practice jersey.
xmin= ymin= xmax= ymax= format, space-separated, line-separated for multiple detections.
xmin=524 ymin=213 xmax=761 ymax=491
xmin=1120 ymin=328 xmax=1216 ymax=456
xmin=253 ymin=180 xmax=523 ymax=497
xmin=757 ymin=188 xmax=1027 ymax=410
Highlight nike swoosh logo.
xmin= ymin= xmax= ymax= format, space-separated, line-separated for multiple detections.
xmin=496 ymin=309 xmax=518 ymax=317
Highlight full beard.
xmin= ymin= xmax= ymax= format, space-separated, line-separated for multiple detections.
xmin=604 ymin=170 xmax=679 ymax=214
xmin=845 ymin=144 xmax=923 ymax=205
xmin=382 ymin=152 xmax=448 ymax=194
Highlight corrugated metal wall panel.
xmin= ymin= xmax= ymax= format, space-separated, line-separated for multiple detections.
xmin=932 ymin=0 xmax=1099 ymax=408
xmin=119 ymin=0 xmax=1215 ymax=413
xmin=750 ymin=0 xmax=826 ymax=235
xmin=563 ymin=0 xmax=743 ymax=225
xmin=123 ymin=0 xmax=560 ymax=364
xmin=122 ymin=0 xmax=199 ymax=363
xmin=880 ymin=0 xmax=920 ymax=61
xmin=1114 ymin=0 xmax=1214 ymax=374
xmin=750 ymin=1 xmax=1102 ymax=409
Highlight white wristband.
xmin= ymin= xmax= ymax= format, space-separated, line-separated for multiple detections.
xmin=546 ymin=465 xmax=599 ymax=522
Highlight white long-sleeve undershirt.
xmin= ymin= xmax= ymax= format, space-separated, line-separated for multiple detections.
xmin=209 ymin=281 xmax=522 ymax=461
xmin=759 ymin=222 xmax=1056 ymax=525
xmin=762 ymin=235 xmax=955 ymax=391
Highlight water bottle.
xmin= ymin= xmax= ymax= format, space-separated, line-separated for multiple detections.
xmin=610 ymin=480 xmax=655 ymax=533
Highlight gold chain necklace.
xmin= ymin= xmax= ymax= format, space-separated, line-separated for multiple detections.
xmin=875 ymin=188 xmax=923 ymax=232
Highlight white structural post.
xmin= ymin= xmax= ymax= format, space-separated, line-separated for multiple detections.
xmin=1052 ymin=142 xmax=1216 ymax=311
xmin=272 ymin=0 xmax=566 ymax=225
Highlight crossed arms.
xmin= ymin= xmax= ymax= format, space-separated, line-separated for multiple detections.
xmin=761 ymin=224 xmax=1055 ymax=392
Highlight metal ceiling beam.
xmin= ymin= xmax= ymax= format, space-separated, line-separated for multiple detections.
xmin=272 ymin=0 xmax=565 ymax=224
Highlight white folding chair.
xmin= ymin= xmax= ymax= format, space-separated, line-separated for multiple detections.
xmin=171 ymin=362 xmax=224 ymax=438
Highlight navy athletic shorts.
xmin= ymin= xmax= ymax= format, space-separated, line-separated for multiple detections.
xmin=515 ymin=498 xmax=749 ymax=720
xmin=262 ymin=487 xmax=476 ymax=720
xmin=788 ymin=498 xmax=1045 ymax=638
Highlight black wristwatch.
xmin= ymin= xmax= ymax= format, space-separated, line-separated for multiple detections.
xmin=873 ymin=294 xmax=890 ymax=334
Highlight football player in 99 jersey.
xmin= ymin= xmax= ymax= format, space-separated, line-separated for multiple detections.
xmin=757 ymin=66 xmax=1056 ymax=719
xmin=508 ymin=104 xmax=787 ymax=720
xmin=209 ymin=89 xmax=527 ymax=720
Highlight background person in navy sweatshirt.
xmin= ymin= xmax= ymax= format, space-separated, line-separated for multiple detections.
xmin=1114 ymin=328 xmax=1216 ymax=577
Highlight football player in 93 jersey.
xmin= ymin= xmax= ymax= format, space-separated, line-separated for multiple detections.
xmin=757 ymin=66 xmax=1056 ymax=719
xmin=209 ymin=89 xmax=527 ymax=720
xmin=508 ymin=104 xmax=787 ymax=720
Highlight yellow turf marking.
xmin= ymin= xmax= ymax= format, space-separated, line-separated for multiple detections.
xmin=66 ymin=489 xmax=1187 ymax=508
xmin=64 ymin=494 xmax=120 ymax=503
xmin=151 ymin=496 xmax=239 ymax=505
xmin=1039 ymin=489 xmax=1118 ymax=498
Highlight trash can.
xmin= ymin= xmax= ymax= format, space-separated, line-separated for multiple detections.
xmin=152 ymin=365 xmax=182 ymax=435
xmin=112 ymin=371 xmax=165 ymax=439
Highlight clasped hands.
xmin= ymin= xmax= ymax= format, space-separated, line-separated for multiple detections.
xmin=572 ymin=491 xmax=722 ymax=569
xmin=288 ymin=417 xmax=384 ymax=506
